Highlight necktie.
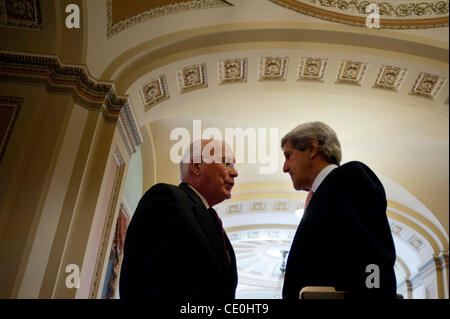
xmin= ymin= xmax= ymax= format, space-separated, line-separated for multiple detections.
xmin=304 ymin=190 xmax=315 ymax=210
xmin=208 ymin=207 xmax=231 ymax=264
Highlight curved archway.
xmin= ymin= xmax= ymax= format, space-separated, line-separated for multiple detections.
xmin=95 ymin=3 xmax=448 ymax=298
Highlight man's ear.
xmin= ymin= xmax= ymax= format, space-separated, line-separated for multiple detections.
xmin=190 ymin=162 xmax=201 ymax=176
xmin=308 ymin=140 xmax=320 ymax=158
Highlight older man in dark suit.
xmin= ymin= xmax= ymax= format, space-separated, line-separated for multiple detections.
xmin=120 ymin=139 xmax=238 ymax=299
xmin=281 ymin=122 xmax=396 ymax=299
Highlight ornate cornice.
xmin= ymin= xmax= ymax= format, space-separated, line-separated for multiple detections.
xmin=310 ymin=0 xmax=449 ymax=18
xmin=0 ymin=51 xmax=142 ymax=153
xmin=269 ymin=0 xmax=449 ymax=29
xmin=0 ymin=51 xmax=121 ymax=119
xmin=106 ymin=0 xmax=233 ymax=38
xmin=117 ymin=101 xmax=143 ymax=156
xmin=138 ymin=56 xmax=447 ymax=107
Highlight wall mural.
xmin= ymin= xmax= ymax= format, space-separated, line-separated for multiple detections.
xmin=104 ymin=206 xmax=129 ymax=299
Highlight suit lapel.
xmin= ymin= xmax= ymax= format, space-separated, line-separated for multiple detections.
xmin=302 ymin=167 xmax=339 ymax=220
xmin=179 ymin=183 xmax=234 ymax=280
xmin=223 ymin=232 xmax=238 ymax=286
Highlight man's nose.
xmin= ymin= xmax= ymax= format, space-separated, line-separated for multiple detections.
xmin=283 ymin=161 xmax=289 ymax=173
xmin=230 ymin=167 xmax=238 ymax=177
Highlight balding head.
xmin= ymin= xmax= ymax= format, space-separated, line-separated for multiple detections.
xmin=180 ymin=139 xmax=238 ymax=206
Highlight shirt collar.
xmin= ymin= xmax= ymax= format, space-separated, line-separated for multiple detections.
xmin=311 ymin=164 xmax=338 ymax=192
xmin=187 ymin=184 xmax=210 ymax=209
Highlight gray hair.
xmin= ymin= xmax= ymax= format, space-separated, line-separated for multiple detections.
xmin=179 ymin=139 xmax=226 ymax=181
xmin=179 ymin=141 xmax=200 ymax=181
xmin=280 ymin=122 xmax=342 ymax=165
xmin=180 ymin=161 xmax=190 ymax=181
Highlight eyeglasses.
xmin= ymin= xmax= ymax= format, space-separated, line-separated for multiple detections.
xmin=221 ymin=158 xmax=236 ymax=170
xmin=201 ymin=156 xmax=236 ymax=170
xmin=223 ymin=162 xmax=236 ymax=170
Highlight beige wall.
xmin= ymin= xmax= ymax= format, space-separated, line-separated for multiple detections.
xmin=0 ymin=83 xmax=74 ymax=297
xmin=0 ymin=80 xmax=133 ymax=298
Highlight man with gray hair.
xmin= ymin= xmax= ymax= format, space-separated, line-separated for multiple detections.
xmin=281 ymin=122 xmax=396 ymax=299
xmin=120 ymin=139 xmax=238 ymax=299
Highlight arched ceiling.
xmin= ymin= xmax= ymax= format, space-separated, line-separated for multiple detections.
xmin=0 ymin=0 xmax=447 ymax=299
xmin=106 ymin=0 xmax=233 ymax=38
xmin=268 ymin=0 xmax=449 ymax=28
xmin=85 ymin=0 xmax=449 ymax=79
xmin=105 ymin=0 xmax=448 ymax=38
xmin=80 ymin=0 xmax=448 ymax=297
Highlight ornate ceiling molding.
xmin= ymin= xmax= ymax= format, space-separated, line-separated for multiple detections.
xmin=108 ymin=27 xmax=448 ymax=91
xmin=218 ymin=57 xmax=248 ymax=84
xmin=0 ymin=51 xmax=119 ymax=118
xmin=389 ymin=220 xmax=432 ymax=257
xmin=176 ymin=62 xmax=208 ymax=93
xmin=336 ymin=60 xmax=368 ymax=85
xmin=0 ymin=0 xmax=42 ymax=30
xmin=118 ymin=101 xmax=143 ymax=156
xmin=106 ymin=0 xmax=233 ymax=38
xmin=218 ymin=197 xmax=447 ymax=256
xmin=137 ymin=54 xmax=447 ymax=112
xmin=258 ymin=56 xmax=289 ymax=81
xmin=0 ymin=51 xmax=142 ymax=153
xmin=228 ymin=227 xmax=296 ymax=289
xmin=140 ymin=75 xmax=169 ymax=112
xmin=373 ymin=65 xmax=408 ymax=91
xmin=216 ymin=198 xmax=304 ymax=216
xmin=220 ymin=199 xmax=447 ymax=293
xmin=269 ymin=0 xmax=449 ymax=29
xmin=411 ymin=72 xmax=447 ymax=99
xmin=297 ymin=57 xmax=328 ymax=81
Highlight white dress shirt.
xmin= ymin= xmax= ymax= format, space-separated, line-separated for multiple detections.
xmin=310 ymin=164 xmax=338 ymax=192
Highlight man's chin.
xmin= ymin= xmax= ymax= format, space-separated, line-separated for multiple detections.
xmin=290 ymin=177 xmax=299 ymax=190
xmin=223 ymin=190 xmax=232 ymax=199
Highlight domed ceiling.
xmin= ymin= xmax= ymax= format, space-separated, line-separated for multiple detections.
xmin=107 ymin=0 xmax=232 ymax=37
xmin=105 ymin=0 xmax=449 ymax=39
xmin=269 ymin=0 xmax=449 ymax=28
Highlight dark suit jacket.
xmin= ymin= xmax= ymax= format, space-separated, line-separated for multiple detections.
xmin=282 ymin=161 xmax=397 ymax=299
xmin=119 ymin=182 xmax=238 ymax=299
